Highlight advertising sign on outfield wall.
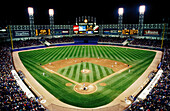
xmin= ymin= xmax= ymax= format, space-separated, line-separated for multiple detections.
xmin=13 ymin=30 xmax=30 ymax=37
xmin=143 ymin=29 xmax=162 ymax=36
xmin=73 ymin=25 xmax=79 ymax=31
xmin=103 ymin=29 xmax=118 ymax=35
xmin=54 ymin=29 xmax=69 ymax=35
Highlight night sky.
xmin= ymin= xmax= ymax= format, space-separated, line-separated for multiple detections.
xmin=0 ymin=0 xmax=169 ymax=27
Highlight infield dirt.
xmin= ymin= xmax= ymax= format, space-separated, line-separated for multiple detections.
xmin=42 ymin=58 xmax=129 ymax=72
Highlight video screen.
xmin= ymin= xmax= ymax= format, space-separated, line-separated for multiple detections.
xmin=73 ymin=25 xmax=99 ymax=34
xmin=79 ymin=26 xmax=86 ymax=31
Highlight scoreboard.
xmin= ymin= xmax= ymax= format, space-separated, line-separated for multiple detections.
xmin=73 ymin=25 xmax=99 ymax=35
xmin=35 ymin=29 xmax=50 ymax=36
xmin=122 ymin=29 xmax=138 ymax=35
xmin=130 ymin=30 xmax=138 ymax=35
xmin=73 ymin=19 xmax=99 ymax=35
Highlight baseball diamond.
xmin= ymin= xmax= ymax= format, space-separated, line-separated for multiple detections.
xmin=1 ymin=2 xmax=169 ymax=111
xmin=17 ymin=45 xmax=156 ymax=108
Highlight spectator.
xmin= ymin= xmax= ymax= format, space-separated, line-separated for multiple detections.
xmin=131 ymin=38 xmax=162 ymax=47
xmin=0 ymin=43 xmax=45 ymax=111
xmin=13 ymin=39 xmax=42 ymax=48
xmin=13 ymin=37 xmax=74 ymax=48
xmin=46 ymin=37 xmax=74 ymax=44
xmin=127 ymin=48 xmax=170 ymax=111
xmin=98 ymin=37 xmax=126 ymax=43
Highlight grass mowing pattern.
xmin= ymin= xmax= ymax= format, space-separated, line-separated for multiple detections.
xmin=19 ymin=46 xmax=156 ymax=108
xmin=57 ymin=62 xmax=114 ymax=83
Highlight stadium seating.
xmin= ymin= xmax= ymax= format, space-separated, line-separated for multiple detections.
xmin=73 ymin=36 xmax=99 ymax=44
xmin=126 ymin=48 xmax=170 ymax=111
xmin=0 ymin=43 xmax=45 ymax=111
xmin=12 ymin=37 xmax=164 ymax=49
xmin=13 ymin=39 xmax=42 ymax=48
xmin=13 ymin=37 xmax=74 ymax=48
xmin=130 ymin=38 xmax=162 ymax=47
xmin=98 ymin=37 xmax=127 ymax=43
xmin=46 ymin=37 xmax=74 ymax=44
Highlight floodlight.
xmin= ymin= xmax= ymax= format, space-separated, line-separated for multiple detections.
xmin=49 ymin=9 xmax=54 ymax=16
xmin=118 ymin=8 xmax=124 ymax=16
xmin=139 ymin=5 xmax=145 ymax=14
xmin=84 ymin=19 xmax=88 ymax=23
xmin=28 ymin=7 xmax=34 ymax=16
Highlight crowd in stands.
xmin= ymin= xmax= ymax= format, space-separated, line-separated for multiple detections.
xmin=127 ymin=48 xmax=170 ymax=111
xmin=98 ymin=37 xmax=164 ymax=48
xmin=13 ymin=37 xmax=74 ymax=48
xmin=46 ymin=37 xmax=74 ymax=44
xmin=0 ymin=43 xmax=45 ymax=111
xmin=130 ymin=38 xmax=162 ymax=47
xmin=13 ymin=39 xmax=42 ymax=48
xmin=12 ymin=37 xmax=165 ymax=49
xmin=97 ymin=37 xmax=164 ymax=48
xmin=73 ymin=36 xmax=99 ymax=43
xmin=98 ymin=37 xmax=126 ymax=43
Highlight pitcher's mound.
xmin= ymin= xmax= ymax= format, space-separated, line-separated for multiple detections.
xmin=81 ymin=69 xmax=91 ymax=74
xmin=74 ymin=82 xmax=97 ymax=94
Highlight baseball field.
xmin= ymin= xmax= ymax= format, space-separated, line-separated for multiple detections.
xmin=18 ymin=45 xmax=156 ymax=108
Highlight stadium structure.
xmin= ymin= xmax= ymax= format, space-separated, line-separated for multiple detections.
xmin=0 ymin=6 xmax=170 ymax=111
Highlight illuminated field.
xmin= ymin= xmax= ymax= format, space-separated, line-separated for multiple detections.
xmin=19 ymin=46 xmax=155 ymax=108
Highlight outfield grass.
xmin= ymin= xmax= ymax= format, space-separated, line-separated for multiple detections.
xmin=19 ymin=46 xmax=156 ymax=108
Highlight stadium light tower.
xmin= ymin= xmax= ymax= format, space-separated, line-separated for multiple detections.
xmin=28 ymin=7 xmax=35 ymax=37
xmin=49 ymin=9 xmax=54 ymax=37
xmin=118 ymin=8 xmax=124 ymax=36
xmin=138 ymin=5 xmax=146 ymax=36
